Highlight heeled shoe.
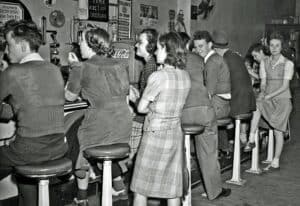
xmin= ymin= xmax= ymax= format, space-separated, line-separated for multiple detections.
xmin=243 ymin=142 xmax=256 ymax=152
xmin=73 ymin=198 xmax=89 ymax=206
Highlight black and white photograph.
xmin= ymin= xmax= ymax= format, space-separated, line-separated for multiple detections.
xmin=0 ymin=0 xmax=300 ymax=206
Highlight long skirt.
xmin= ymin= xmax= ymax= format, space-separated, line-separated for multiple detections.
xmin=130 ymin=126 xmax=183 ymax=198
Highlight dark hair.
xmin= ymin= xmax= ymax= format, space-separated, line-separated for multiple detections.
xmin=247 ymin=43 xmax=270 ymax=56
xmin=178 ymin=32 xmax=190 ymax=49
xmin=269 ymin=31 xmax=284 ymax=44
xmin=140 ymin=28 xmax=158 ymax=54
xmin=4 ymin=20 xmax=42 ymax=52
xmin=84 ymin=28 xmax=113 ymax=56
xmin=244 ymin=54 xmax=254 ymax=67
xmin=193 ymin=30 xmax=213 ymax=43
xmin=158 ymin=32 xmax=186 ymax=70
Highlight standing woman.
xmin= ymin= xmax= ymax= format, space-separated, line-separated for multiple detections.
xmin=65 ymin=28 xmax=132 ymax=205
xmin=245 ymin=32 xmax=294 ymax=171
xmin=130 ymin=32 xmax=191 ymax=206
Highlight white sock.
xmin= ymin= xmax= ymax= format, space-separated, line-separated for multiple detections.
xmin=271 ymin=158 xmax=279 ymax=168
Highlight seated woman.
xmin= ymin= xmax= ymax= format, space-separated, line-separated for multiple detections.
xmin=130 ymin=32 xmax=191 ymax=206
xmin=245 ymin=32 xmax=294 ymax=171
xmin=65 ymin=28 xmax=132 ymax=205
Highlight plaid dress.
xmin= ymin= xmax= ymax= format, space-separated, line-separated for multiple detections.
xmin=130 ymin=65 xmax=191 ymax=198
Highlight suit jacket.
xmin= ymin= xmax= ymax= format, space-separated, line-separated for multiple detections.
xmin=223 ymin=50 xmax=256 ymax=116
xmin=184 ymin=52 xmax=211 ymax=108
xmin=204 ymin=52 xmax=231 ymax=96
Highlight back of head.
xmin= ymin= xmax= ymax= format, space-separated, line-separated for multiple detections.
xmin=84 ymin=28 xmax=113 ymax=56
xmin=158 ymin=31 xmax=186 ymax=69
xmin=212 ymin=30 xmax=229 ymax=49
xmin=140 ymin=28 xmax=158 ymax=55
xmin=178 ymin=32 xmax=190 ymax=48
xmin=4 ymin=20 xmax=42 ymax=52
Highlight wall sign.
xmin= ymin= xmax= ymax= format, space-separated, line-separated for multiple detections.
xmin=0 ymin=2 xmax=23 ymax=26
xmin=88 ymin=0 xmax=109 ymax=22
xmin=118 ymin=0 xmax=131 ymax=39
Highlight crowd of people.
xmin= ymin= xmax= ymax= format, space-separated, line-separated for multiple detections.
xmin=0 ymin=19 xmax=294 ymax=206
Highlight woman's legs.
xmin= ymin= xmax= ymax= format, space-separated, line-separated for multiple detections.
xmin=272 ymin=129 xmax=284 ymax=168
xmin=133 ymin=193 xmax=147 ymax=206
xmin=244 ymin=109 xmax=261 ymax=151
xmin=249 ymin=109 xmax=262 ymax=142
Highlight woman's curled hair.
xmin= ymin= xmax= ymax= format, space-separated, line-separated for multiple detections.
xmin=84 ymin=28 xmax=114 ymax=56
xmin=158 ymin=32 xmax=186 ymax=70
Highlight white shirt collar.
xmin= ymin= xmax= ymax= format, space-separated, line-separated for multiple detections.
xmin=204 ymin=50 xmax=215 ymax=63
xmin=20 ymin=53 xmax=44 ymax=64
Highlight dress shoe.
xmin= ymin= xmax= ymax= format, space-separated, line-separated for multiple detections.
xmin=215 ymin=188 xmax=231 ymax=199
xmin=244 ymin=142 xmax=256 ymax=152
xmin=263 ymin=164 xmax=280 ymax=173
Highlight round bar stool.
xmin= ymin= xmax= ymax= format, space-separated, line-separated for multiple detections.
xmin=217 ymin=117 xmax=233 ymax=128
xmin=245 ymin=129 xmax=262 ymax=174
xmin=84 ymin=143 xmax=130 ymax=206
xmin=15 ymin=158 xmax=72 ymax=206
xmin=181 ymin=124 xmax=204 ymax=206
xmin=226 ymin=113 xmax=252 ymax=186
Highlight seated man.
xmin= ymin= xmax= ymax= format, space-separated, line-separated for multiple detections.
xmin=0 ymin=20 xmax=68 ymax=206
xmin=180 ymin=32 xmax=231 ymax=200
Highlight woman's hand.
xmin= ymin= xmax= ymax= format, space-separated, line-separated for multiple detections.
xmin=129 ymin=85 xmax=140 ymax=103
xmin=257 ymin=92 xmax=265 ymax=101
xmin=68 ymin=52 xmax=79 ymax=64
xmin=264 ymin=94 xmax=272 ymax=100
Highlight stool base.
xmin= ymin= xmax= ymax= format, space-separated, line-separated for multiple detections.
xmin=245 ymin=168 xmax=262 ymax=174
xmin=226 ymin=178 xmax=246 ymax=186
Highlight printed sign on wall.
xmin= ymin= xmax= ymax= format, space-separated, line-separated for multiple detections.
xmin=118 ymin=0 xmax=131 ymax=39
xmin=0 ymin=2 xmax=23 ymax=26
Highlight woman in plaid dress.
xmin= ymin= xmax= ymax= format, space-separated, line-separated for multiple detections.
xmin=130 ymin=32 xmax=191 ymax=206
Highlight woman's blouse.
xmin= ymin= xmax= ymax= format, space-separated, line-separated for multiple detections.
xmin=260 ymin=54 xmax=294 ymax=98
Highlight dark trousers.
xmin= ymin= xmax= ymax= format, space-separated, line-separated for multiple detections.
xmin=0 ymin=133 xmax=67 ymax=206
xmin=182 ymin=106 xmax=222 ymax=200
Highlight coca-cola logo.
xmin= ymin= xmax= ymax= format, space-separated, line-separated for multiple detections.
xmin=112 ymin=48 xmax=130 ymax=59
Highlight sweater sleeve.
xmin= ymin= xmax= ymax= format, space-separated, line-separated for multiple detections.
xmin=204 ymin=59 xmax=219 ymax=95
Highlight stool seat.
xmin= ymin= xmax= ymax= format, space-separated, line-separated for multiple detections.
xmin=233 ymin=113 xmax=252 ymax=120
xmin=182 ymin=124 xmax=204 ymax=135
xmin=15 ymin=158 xmax=72 ymax=178
xmin=217 ymin=117 xmax=232 ymax=127
xmin=84 ymin=143 xmax=130 ymax=160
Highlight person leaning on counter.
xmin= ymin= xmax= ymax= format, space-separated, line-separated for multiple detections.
xmin=0 ymin=20 xmax=68 ymax=206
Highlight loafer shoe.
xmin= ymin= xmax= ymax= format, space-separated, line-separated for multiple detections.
xmin=215 ymin=188 xmax=231 ymax=200
xmin=263 ymin=164 xmax=280 ymax=172
xmin=244 ymin=142 xmax=256 ymax=152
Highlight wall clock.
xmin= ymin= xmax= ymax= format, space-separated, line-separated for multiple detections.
xmin=49 ymin=10 xmax=65 ymax=28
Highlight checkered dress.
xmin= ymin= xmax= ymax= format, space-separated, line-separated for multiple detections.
xmin=130 ymin=65 xmax=191 ymax=198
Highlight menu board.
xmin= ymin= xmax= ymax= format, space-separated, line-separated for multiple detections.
xmin=88 ymin=0 xmax=109 ymax=22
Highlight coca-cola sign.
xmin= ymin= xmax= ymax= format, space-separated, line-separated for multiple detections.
xmin=112 ymin=48 xmax=130 ymax=59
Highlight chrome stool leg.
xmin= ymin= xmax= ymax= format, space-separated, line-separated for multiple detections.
xmin=246 ymin=130 xmax=262 ymax=174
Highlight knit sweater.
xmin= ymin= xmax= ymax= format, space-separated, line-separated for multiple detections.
xmin=0 ymin=61 xmax=65 ymax=137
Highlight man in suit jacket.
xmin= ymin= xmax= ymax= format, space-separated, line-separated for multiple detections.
xmin=193 ymin=30 xmax=231 ymax=119
xmin=180 ymin=32 xmax=231 ymax=200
